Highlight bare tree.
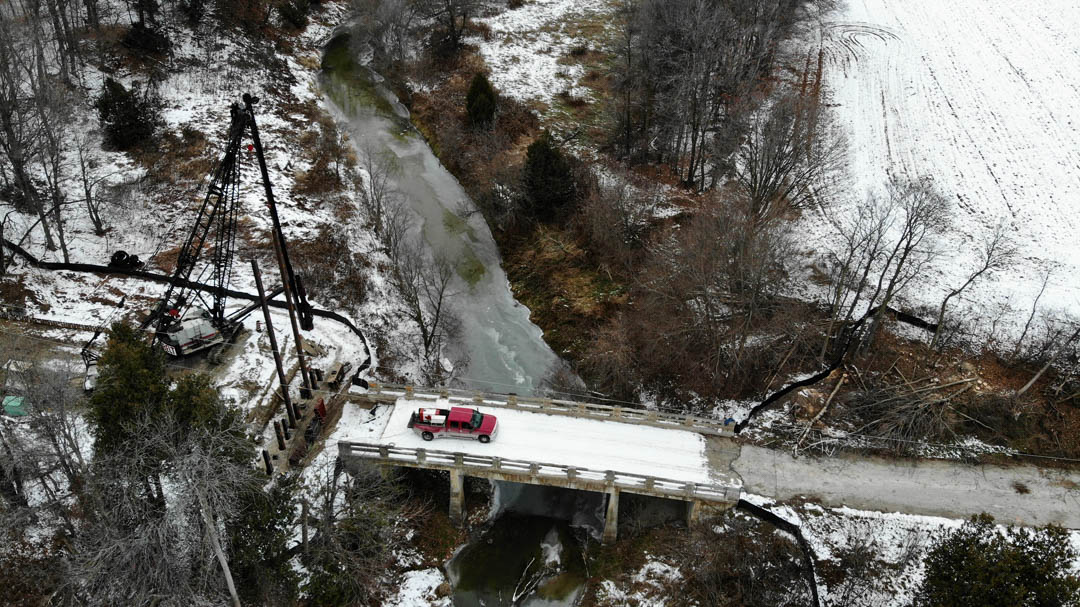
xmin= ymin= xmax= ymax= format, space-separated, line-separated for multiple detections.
xmin=930 ymin=223 xmax=1016 ymax=349
xmin=411 ymin=0 xmax=486 ymax=50
xmin=389 ymin=236 xmax=458 ymax=371
xmin=26 ymin=56 xmax=72 ymax=262
xmin=350 ymin=0 xmax=418 ymax=67
xmin=0 ymin=346 xmax=92 ymax=530
xmin=630 ymin=193 xmax=794 ymax=395
xmin=0 ymin=16 xmax=55 ymax=251
xmin=576 ymin=168 xmax=655 ymax=272
xmin=1016 ymin=319 xmax=1080 ymax=397
xmin=820 ymin=194 xmax=892 ymax=360
xmin=1012 ymin=267 xmax=1053 ymax=360
xmin=735 ymin=90 xmax=842 ymax=223
xmin=860 ymin=177 xmax=950 ymax=353
xmin=355 ymin=143 xmax=401 ymax=237
xmin=67 ymin=411 xmax=258 ymax=607
xmin=73 ymin=127 xmax=109 ymax=235
xmin=304 ymin=458 xmax=420 ymax=606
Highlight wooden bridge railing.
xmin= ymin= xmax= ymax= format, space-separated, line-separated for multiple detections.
xmin=351 ymin=383 xmax=736 ymax=437
xmin=338 ymin=440 xmax=742 ymax=504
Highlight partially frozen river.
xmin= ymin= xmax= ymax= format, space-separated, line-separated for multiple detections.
xmin=320 ymin=36 xmax=558 ymax=395
xmin=320 ymin=32 xmax=583 ymax=607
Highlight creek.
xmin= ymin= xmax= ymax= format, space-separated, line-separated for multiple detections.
xmin=319 ymin=34 xmax=559 ymax=396
xmin=319 ymin=32 xmax=585 ymax=605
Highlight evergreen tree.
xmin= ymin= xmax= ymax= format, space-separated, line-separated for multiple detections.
xmin=913 ymin=514 xmax=1080 ymax=607
xmin=88 ymin=322 xmax=170 ymax=456
xmin=523 ymin=131 xmax=575 ymax=222
xmin=229 ymin=476 xmax=301 ymax=606
xmin=466 ymin=72 xmax=496 ymax=127
xmin=95 ymin=78 xmax=163 ymax=151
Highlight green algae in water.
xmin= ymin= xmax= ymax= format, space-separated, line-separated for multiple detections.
xmin=450 ymin=514 xmax=586 ymax=604
xmin=457 ymin=247 xmax=486 ymax=287
xmin=443 ymin=209 xmax=479 ymax=242
xmin=320 ymin=33 xmax=395 ymax=116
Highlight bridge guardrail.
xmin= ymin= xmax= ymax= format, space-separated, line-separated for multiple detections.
xmin=338 ymin=440 xmax=742 ymax=504
xmin=353 ymin=383 xmax=735 ymax=437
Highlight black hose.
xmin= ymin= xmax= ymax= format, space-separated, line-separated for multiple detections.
xmin=3 ymin=238 xmax=372 ymax=373
xmin=736 ymin=499 xmax=822 ymax=607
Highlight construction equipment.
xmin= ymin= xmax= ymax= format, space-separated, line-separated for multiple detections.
xmin=144 ymin=95 xmax=302 ymax=362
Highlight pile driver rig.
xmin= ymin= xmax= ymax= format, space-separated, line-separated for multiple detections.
xmin=142 ymin=93 xmax=311 ymax=362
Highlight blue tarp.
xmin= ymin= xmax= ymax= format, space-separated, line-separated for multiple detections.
xmin=2 ymin=396 xmax=27 ymax=417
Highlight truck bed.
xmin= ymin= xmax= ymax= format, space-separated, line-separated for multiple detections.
xmin=409 ymin=408 xmax=451 ymax=429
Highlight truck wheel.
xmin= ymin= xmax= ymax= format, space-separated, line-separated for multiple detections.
xmin=422 ymin=431 xmax=434 ymax=441
xmin=478 ymin=435 xmax=490 ymax=443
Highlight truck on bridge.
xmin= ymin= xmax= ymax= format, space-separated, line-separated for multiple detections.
xmin=408 ymin=407 xmax=498 ymax=443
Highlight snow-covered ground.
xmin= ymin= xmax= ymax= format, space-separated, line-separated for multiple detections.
xmin=805 ymin=0 xmax=1080 ymax=337
xmin=472 ymin=0 xmax=614 ymax=104
xmin=745 ymin=494 xmax=1080 ymax=607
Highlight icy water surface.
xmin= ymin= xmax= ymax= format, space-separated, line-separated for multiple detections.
xmin=320 ymin=34 xmax=559 ymax=395
xmin=320 ymin=32 xmax=584 ymax=605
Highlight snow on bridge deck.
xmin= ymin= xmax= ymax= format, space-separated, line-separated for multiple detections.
xmin=341 ymin=398 xmax=717 ymax=486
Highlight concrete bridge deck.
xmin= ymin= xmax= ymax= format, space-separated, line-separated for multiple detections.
xmin=337 ymin=386 xmax=743 ymax=542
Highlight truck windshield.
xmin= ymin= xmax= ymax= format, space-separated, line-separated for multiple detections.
xmin=471 ymin=410 xmax=483 ymax=429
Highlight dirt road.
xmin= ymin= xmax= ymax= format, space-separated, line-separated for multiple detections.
xmin=729 ymin=441 xmax=1080 ymax=527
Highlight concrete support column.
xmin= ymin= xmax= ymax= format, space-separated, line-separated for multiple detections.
xmin=602 ymin=488 xmax=620 ymax=545
xmin=686 ymin=499 xmax=701 ymax=528
xmin=449 ymin=469 xmax=465 ymax=527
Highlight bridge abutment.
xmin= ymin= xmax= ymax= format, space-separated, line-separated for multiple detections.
xmin=602 ymin=488 xmax=620 ymax=545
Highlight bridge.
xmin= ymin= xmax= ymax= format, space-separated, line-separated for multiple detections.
xmin=337 ymin=384 xmax=743 ymax=543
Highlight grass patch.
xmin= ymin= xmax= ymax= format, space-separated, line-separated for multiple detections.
xmin=502 ymin=224 xmax=627 ymax=360
xmin=411 ymin=507 xmax=464 ymax=564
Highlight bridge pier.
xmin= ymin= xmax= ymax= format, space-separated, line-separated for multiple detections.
xmin=602 ymin=488 xmax=620 ymax=545
xmin=449 ymin=469 xmax=465 ymax=526
xmin=686 ymin=499 xmax=700 ymax=527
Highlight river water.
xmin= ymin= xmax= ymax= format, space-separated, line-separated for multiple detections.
xmin=319 ymin=35 xmax=559 ymax=396
xmin=319 ymin=33 xmax=586 ymax=606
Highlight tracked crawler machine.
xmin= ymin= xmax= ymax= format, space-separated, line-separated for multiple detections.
xmin=143 ymin=94 xmax=311 ymax=362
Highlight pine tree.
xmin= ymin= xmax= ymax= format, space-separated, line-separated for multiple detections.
xmin=914 ymin=514 xmax=1080 ymax=607
xmin=95 ymin=78 xmax=163 ymax=151
xmin=88 ymin=322 xmax=170 ymax=456
xmin=523 ymin=131 xmax=575 ymax=222
xmin=466 ymin=73 xmax=497 ymax=127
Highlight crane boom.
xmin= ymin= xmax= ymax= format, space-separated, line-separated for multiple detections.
xmin=145 ymin=103 xmax=248 ymax=333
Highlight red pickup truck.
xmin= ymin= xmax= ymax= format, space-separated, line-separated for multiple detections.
xmin=408 ymin=407 xmax=499 ymax=443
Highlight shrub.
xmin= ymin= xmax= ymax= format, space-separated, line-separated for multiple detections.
xmin=95 ymin=78 xmax=163 ymax=152
xmin=913 ymin=514 xmax=1080 ymax=607
xmin=215 ymin=0 xmax=271 ymax=30
xmin=178 ymin=0 xmax=207 ymax=26
xmin=121 ymin=22 xmax=170 ymax=55
xmin=278 ymin=0 xmax=309 ymax=29
xmin=465 ymin=73 xmax=497 ymax=127
xmin=523 ymin=131 xmax=575 ymax=222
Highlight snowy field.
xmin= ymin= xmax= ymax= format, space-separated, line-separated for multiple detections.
xmin=339 ymin=398 xmax=721 ymax=485
xmin=807 ymin=0 xmax=1080 ymax=336
xmin=472 ymin=0 xmax=613 ymax=104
